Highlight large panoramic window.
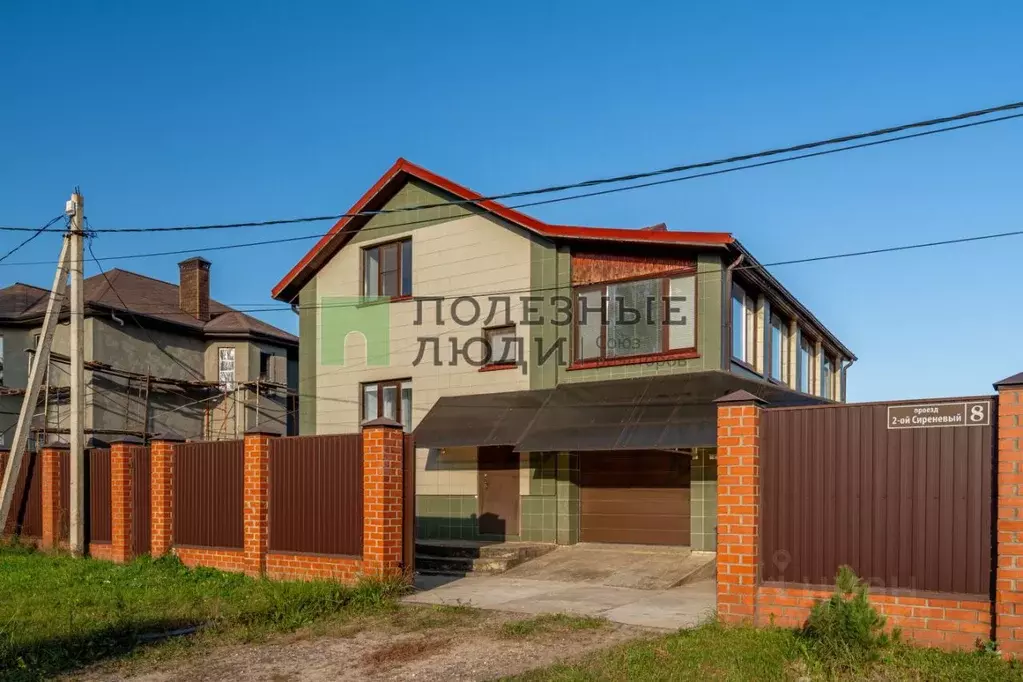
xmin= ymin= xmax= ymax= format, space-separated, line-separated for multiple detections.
xmin=821 ymin=356 xmax=835 ymax=400
xmin=363 ymin=239 xmax=412 ymax=298
xmin=732 ymin=285 xmax=756 ymax=366
xmin=574 ymin=273 xmax=697 ymax=362
xmin=769 ymin=314 xmax=789 ymax=382
xmin=362 ymin=379 xmax=412 ymax=431
xmin=797 ymin=337 xmax=813 ymax=393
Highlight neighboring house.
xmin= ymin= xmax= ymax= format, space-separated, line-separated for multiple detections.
xmin=272 ymin=159 xmax=854 ymax=551
xmin=0 ymin=257 xmax=298 ymax=447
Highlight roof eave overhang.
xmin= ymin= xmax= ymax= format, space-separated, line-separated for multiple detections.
xmin=270 ymin=158 xmax=737 ymax=302
xmin=729 ymin=240 xmax=857 ymax=362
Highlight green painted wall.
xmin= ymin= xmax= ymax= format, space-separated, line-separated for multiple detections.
xmin=527 ymin=241 xmax=724 ymax=389
xmin=298 ymin=277 xmax=317 ymax=435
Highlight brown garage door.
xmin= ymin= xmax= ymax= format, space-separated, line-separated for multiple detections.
xmin=580 ymin=451 xmax=691 ymax=546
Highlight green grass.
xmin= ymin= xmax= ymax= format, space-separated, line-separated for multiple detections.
xmin=511 ymin=621 xmax=1023 ymax=681
xmin=0 ymin=542 xmax=404 ymax=680
xmin=500 ymin=614 xmax=608 ymax=638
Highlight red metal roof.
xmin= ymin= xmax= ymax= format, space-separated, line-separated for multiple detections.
xmin=271 ymin=158 xmax=734 ymax=301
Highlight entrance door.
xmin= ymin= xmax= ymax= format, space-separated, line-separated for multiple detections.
xmin=478 ymin=446 xmax=520 ymax=537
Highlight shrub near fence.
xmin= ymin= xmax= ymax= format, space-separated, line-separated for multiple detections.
xmin=715 ymin=389 xmax=1005 ymax=654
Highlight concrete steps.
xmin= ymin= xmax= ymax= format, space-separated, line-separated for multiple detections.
xmin=415 ymin=540 xmax=555 ymax=577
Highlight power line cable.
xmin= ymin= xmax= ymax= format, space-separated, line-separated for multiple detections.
xmin=86 ymin=231 xmax=207 ymax=382
xmin=3 ymin=109 xmax=1022 ymax=271
xmin=2 ymin=100 xmax=1022 ymax=235
xmin=0 ymin=215 xmax=66 ymax=262
xmin=57 ymin=222 xmax=1023 ymax=320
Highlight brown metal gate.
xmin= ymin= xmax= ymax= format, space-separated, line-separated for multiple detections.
xmin=760 ymin=398 xmax=994 ymax=596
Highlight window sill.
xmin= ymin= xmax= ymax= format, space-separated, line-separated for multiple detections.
xmin=568 ymin=349 xmax=700 ymax=371
xmin=356 ymin=294 xmax=412 ymax=308
xmin=478 ymin=363 xmax=518 ymax=373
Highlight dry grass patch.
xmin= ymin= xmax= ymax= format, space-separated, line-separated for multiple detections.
xmin=500 ymin=614 xmax=608 ymax=638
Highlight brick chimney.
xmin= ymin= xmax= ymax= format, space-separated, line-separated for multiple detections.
xmin=178 ymin=257 xmax=212 ymax=321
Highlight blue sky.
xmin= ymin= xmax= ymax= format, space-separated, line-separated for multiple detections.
xmin=1 ymin=1 xmax=1020 ymax=401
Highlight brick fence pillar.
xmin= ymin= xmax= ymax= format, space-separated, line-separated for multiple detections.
xmin=360 ymin=418 xmax=406 ymax=579
xmin=243 ymin=430 xmax=273 ymax=577
xmin=996 ymin=374 xmax=1023 ymax=655
xmin=41 ymin=444 xmax=67 ymax=549
xmin=150 ymin=434 xmax=181 ymax=557
xmin=109 ymin=437 xmax=141 ymax=563
xmin=714 ymin=390 xmax=766 ymax=624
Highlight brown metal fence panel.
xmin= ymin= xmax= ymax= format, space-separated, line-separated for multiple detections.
xmin=268 ymin=434 xmax=362 ymax=556
xmin=403 ymin=434 xmax=415 ymax=573
xmin=761 ymin=400 xmax=994 ymax=596
xmin=131 ymin=446 xmax=152 ymax=556
xmin=174 ymin=440 xmax=244 ymax=549
xmin=58 ymin=450 xmax=112 ymax=545
xmin=1 ymin=451 xmax=43 ymax=538
xmin=86 ymin=449 xmax=112 ymax=544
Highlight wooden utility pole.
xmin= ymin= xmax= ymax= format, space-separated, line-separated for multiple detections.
xmin=0 ymin=212 xmax=73 ymax=527
xmin=68 ymin=191 xmax=85 ymax=555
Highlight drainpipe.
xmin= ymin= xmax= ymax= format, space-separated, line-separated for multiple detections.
xmin=722 ymin=254 xmax=745 ymax=370
xmin=840 ymin=358 xmax=855 ymax=402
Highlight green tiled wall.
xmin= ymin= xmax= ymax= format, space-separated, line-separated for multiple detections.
xmin=556 ymin=452 xmax=581 ymax=545
xmin=690 ymin=448 xmax=718 ymax=551
xmin=521 ymin=495 xmax=558 ymax=542
xmin=529 ymin=451 xmax=558 ymax=496
xmin=416 ymin=494 xmax=480 ymax=541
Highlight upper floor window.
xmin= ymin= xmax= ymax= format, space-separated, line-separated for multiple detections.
xmin=483 ymin=325 xmax=519 ymax=367
xmin=797 ymin=337 xmax=813 ymax=393
xmin=363 ymin=239 xmax=412 ymax=299
xmin=732 ymin=285 xmax=756 ymax=366
xmin=574 ymin=273 xmax=696 ymax=362
xmin=218 ymin=347 xmax=236 ymax=390
xmin=769 ymin=314 xmax=788 ymax=382
xmin=821 ymin=356 xmax=835 ymax=400
xmin=362 ymin=379 xmax=412 ymax=432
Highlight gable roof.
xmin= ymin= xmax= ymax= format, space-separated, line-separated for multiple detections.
xmin=0 ymin=269 xmax=297 ymax=346
xmin=271 ymin=158 xmax=734 ymax=301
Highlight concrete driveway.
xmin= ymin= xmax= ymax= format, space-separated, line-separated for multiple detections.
xmin=405 ymin=575 xmax=716 ymax=630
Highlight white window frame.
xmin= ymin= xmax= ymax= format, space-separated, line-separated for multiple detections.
xmin=769 ymin=314 xmax=789 ymax=382
xmin=218 ymin=347 xmax=236 ymax=390
xmin=732 ymin=285 xmax=756 ymax=366
xmin=483 ymin=325 xmax=519 ymax=367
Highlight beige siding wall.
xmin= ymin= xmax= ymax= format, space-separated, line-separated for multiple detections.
xmin=312 ymin=207 xmax=534 ymax=495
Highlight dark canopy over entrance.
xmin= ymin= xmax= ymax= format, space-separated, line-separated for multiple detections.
xmin=413 ymin=370 xmax=821 ymax=451
xmin=410 ymin=388 xmax=552 ymax=448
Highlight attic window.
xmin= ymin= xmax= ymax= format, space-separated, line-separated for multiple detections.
xmin=364 ymin=239 xmax=412 ymax=299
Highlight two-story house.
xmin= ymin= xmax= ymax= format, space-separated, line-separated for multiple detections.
xmin=272 ymin=159 xmax=854 ymax=551
xmin=0 ymin=257 xmax=298 ymax=447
